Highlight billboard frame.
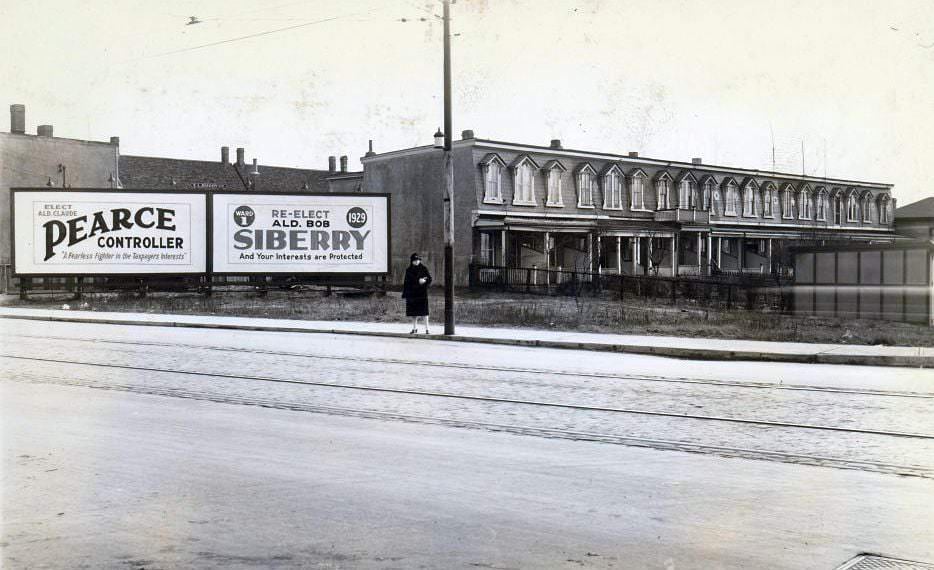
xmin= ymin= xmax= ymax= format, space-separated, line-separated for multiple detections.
xmin=10 ymin=188 xmax=392 ymax=279
xmin=209 ymin=191 xmax=391 ymax=278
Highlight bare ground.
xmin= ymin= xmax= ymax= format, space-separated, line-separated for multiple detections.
xmin=4 ymin=285 xmax=932 ymax=347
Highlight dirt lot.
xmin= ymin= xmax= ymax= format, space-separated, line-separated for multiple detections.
xmin=5 ymin=285 xmax=933 ymax=347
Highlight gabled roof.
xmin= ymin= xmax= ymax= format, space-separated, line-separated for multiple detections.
xmin=895 ymin=197 xmax=934 ymax=219
xmin=479 ymin=152 xmax=506 ymax=168
xmin=573 ymin=162 xmax=596 ymax=175
xmin=675 ymin=170 xmax=697 ymax=184
xmin=508 ymin=154 xmax=540 ymax=170
xmin=780 ymin=181 xmax=796 ymax=192
xmin=118 ymin=155 xmax=334 ymax=192
xmin=542 ymin=159 xmax=567 ymax=172
xmin=653 ymin=170 xmax=673 ymax=183
xmin=740 ymin=177 xmax=758 ymax=189
xmin=600 ymin=162 xmax=624 ymax=177
xmin=720 ymin=176 xmax=738 ymax=188
xmin=626 ymin=166 xmax=647 ymax=178
xmin=797 ymin=182 xmax=813 ymax=193
xmin=759 ymin=180 xmax=777 ymax=189
xmin=698 ymin=174 xmax=718 ymax=186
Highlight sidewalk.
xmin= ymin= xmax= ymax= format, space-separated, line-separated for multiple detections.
xmin=1 ymin=307 xmax=932 ymax=368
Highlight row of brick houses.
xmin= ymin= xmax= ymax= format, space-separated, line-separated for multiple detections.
xmin=360 ymin=131 xmax=898 ymax=285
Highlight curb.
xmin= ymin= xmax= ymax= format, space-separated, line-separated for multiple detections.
xmin=1 ymin=312 xmax=930 ymax=369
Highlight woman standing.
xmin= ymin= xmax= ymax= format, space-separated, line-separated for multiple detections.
xmin=402 ymin=253 xmax=432 ymax=334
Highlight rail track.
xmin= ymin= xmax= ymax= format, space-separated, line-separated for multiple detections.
xmin=4 ymin=365 xmax=933 ymax=480
xmin=4 ymin=332 xmax=933 ymax=400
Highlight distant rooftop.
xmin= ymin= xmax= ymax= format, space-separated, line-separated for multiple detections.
xmin=119 ymin=155 xmax=338 ymax=192
xmin=895 ymin=197 xmax=934 ymax=220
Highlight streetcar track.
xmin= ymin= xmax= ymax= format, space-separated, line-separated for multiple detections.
xmin=4 ymin=332 xmax=933 ymax=400
xmin=6 ymin=373 xmax=933 ymax=480
xmin=2 ymin=352 xmax=933 ymax=440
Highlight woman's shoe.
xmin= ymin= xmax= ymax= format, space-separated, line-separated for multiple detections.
xmin=409 ymin=328 xmax=417 ymax=334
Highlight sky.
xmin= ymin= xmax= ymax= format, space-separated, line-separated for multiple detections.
xmin=2 ymin=0 xmax=934 ymax=205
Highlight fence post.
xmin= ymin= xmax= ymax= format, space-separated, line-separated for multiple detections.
xmin=619 ymin=275 xmax=624 ymax=301
xmin=671 ymin=279 xmax=677 ymax=305
xmin=525 ymin=268 xmax=531 ymax=292
xmin=727 ymin=284 xmax=733 ymax=309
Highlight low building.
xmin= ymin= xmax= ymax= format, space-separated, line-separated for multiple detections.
xmin=361 ymin=131 xmax=898 ymax=285
xmin=0 ymin=104 xmax=121 ymax=279
xmin=895 ymin=197 xmax=934 ymax=239
xmin=792 ymin=241 xmax=933 ymax=324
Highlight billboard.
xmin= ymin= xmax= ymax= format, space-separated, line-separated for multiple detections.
xmin=211 ymin=193 xmax=390 ymax=274
xmin=12 ymin=190 xmax=207 ymax=275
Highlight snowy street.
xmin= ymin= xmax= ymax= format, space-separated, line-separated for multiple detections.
xmin=2 ymin=318 xmax=934 ymax=569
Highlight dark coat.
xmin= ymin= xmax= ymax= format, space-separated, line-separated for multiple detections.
xmin=402 ymin=263 xmax=432 ymax=316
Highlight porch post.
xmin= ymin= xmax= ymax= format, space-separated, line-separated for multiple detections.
xmin=767 ymin=238 xmax=773 ymax=274
xmin=597 ymin=235 xmax=602 ymax=274
xmin=706 ymin=233 xmax=713 ymax=275
xmin=616 ymin=236 xmax=622 ymax=274
xmin=647 ymin=238 xmax=654 ymax=272
xmin=632 ymin=237 xmax=639 ymax=275
xmin=716 ymin=236 xmax=722 ymax=269
xmin=696 ymin=232 xmax=702 ymax=271
xmin=671 ymin=234 xmax=678 ymax=276
xmin=587 ymin=232 xmax=594 ymax=273
xmin=739 ymin=236 xmax=746 ymax=274
xmin=544 ymin=231 xmax=551 ymax=285
xmin=501 ymin=229 xmax=507 ymax=266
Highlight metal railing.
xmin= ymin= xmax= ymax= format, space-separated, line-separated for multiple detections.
xmin=469 ymin=263 xmax=791 ymax=311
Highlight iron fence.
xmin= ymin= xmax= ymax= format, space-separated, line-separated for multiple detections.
xmin=469 ymin=263 xmax=791 ymax=311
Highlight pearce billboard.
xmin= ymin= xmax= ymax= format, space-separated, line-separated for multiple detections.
xmin=211 ymin=193 xmax=390 ymax=274
xmin=12 ymin=190 xmax=207 ymax=275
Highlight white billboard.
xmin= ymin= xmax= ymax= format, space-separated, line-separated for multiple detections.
xmin=13 ymin=190 xmax=207 ymax=275
xmin=211 ymin=193 xmax=390 ymax=274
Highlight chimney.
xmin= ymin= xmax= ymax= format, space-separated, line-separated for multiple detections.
xmin=10 ymin=104 xmax=25 ymax=134
xmin=628 ymin=151 xmax=639 ymax=158
xmin=340 ymin=155 xmax=348 ymax=173
xmin=692 ymin=157 xmax=702 ymax=165
xmin=364 ymin=140 xmax=376 ymax=157
xmin=328 ymin=156 xmax=337 ymax=173
xmin=236 ymin=147 xmax=245 ymax=167
xmin=221 ymin=146 xmax=230 ymax=164
xmin=110 ymin=136 xmax=120 ymax=146
xmin=37 ymin=124 xmax=53 ymax=137
xmin=251 ymin=158 xmax=260 ymax=175
xmin=461 ymin=129 xmax=475 ymax=140
xmin=550 ymin=139 xmax=562 ymax=149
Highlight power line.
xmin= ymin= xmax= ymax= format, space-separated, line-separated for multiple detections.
xmin=137 ymin=6 xmax=387 ymax=60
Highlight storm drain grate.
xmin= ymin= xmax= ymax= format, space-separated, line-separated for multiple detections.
xmin=836 ymin=554 xmax=934 ymax=570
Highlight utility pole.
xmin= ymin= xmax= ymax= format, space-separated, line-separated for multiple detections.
xmin=442 ymin=0 xmax=455 ymax=335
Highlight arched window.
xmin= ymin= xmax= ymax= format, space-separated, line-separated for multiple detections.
xmin=604 ymin=166 xmax=624 ymax=210
xmin=742 ymin=182 xmax=756 ymax=217
xmin=481 ymin=155 xmax=505 ymax=204
xmin=712 ymin=188 xmax=722 ymax=215
xmin=782 ymin=186 xmax=795 ymax=219
xmin=798 ymin=187 xmax=811 ymax=220
xmin=723 ymin=180 xmax=738 ymax=215
xmin=511 ymin=156 xmax=538 ymax=205
xmin=847 ymin=192 xmax=860 ymax=221
xmin=815 ymin=189 xmax=827 ymax=221
xmin=629 ymin=170 xmax=646 ymax=210
xmin=761 ymin=183 xmax=775 ymax=217
xmin=832 ymin=191 xmax=843 ymax=224
xmin=543 ymin=160 xmax=566 ymax=207
xmin=862 ymin=192 xmax=873 ymax=222
xmin=656 ymin=173 xmax=672 ymax=210
xmin=677 ymin=176 xmax=696 ymax=210
xmin=576 ymin=165 xmax=595 ymax=208
xmin=878 ymin=195 xmax=891 ymax=224
xmin=702 ymin=179 xmax=714 ymax=211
